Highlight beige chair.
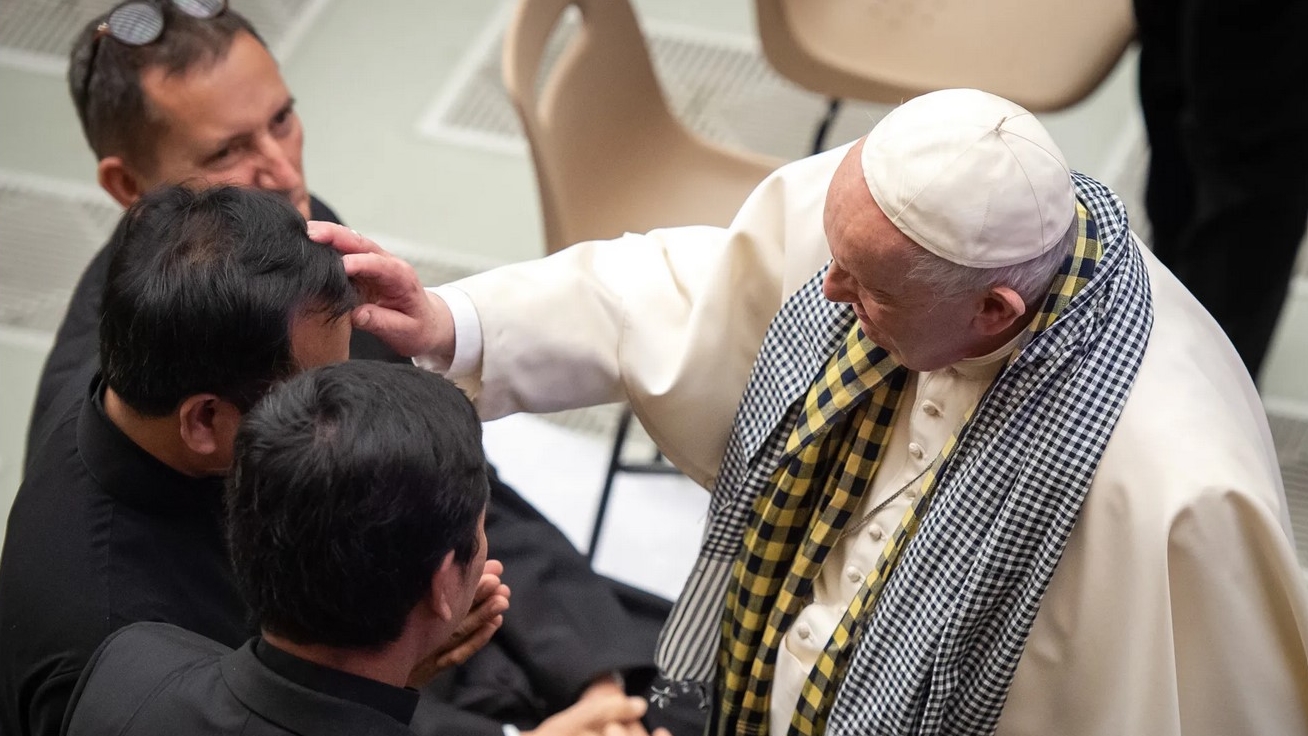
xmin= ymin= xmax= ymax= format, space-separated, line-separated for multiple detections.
xmin=503 ymin=0 xmax=782 ymax=255
xmin=502 ymin=0 xmax=782 ymax=559
xmin=756 ymin=0 xmax=1136 ymax=153
xmin=755 ymin=0 xmax=1135 ymax=112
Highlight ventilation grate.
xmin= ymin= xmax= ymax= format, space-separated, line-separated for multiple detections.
xmin=417 ymin=7 xmax=893 ymax=163
xmin=0 ymin=177 xmax=120 ymax=332
xmin=0 ymin=0 xmax=321 ymax=69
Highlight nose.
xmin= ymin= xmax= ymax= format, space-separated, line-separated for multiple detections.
xmin=823 ymin=261 xmax=855 ymax=304
xmin=252 ymin=135 xmax=301 ymax=192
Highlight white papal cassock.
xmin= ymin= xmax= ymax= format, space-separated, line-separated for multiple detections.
xmin=422 ymin=143 xmax=1308 ymax=736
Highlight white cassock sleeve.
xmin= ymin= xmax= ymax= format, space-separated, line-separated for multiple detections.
xmin=442 ymin=146 xmax=846 ymax=488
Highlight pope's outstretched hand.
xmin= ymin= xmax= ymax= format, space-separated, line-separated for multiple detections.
xmin=308 ymin=221 xmax=455 ymax=363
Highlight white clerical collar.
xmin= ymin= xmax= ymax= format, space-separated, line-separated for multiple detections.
xmin=948 ymin=331 xmax=1030 ymax=381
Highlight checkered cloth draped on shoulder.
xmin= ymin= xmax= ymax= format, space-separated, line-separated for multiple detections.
xmin=654 ymin=173 xmax=1151 ymax=736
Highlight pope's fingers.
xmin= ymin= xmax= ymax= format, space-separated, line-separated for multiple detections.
xmin=340 ymin=252 xmax=420 ymax=290
xmin=306 ymin=221 xmax=383 ymax=256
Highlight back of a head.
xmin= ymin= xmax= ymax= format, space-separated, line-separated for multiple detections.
xmin=100 ymin=185 xmax=354 ymax=416
xmin=227 ymin=361 xmax=490 ymax=649
xmin=68 ymin=2 xmax=264 ymax=168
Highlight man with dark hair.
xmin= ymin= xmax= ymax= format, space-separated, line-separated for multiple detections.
xmin=24 ymin=3 xmax=682 ymax=735
xmin=60 ymin=363 xmax=516 ymax=735
xmin=0 ymin=185 xmax=364 ymax=736
xmin=30 ymin=0 xmax=345 ymax=438
xmin=61 ymin=362 xmax=660 ymax=736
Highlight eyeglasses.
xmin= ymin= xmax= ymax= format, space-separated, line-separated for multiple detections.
xmin=79 ymin=0 xmax=229 ymax=106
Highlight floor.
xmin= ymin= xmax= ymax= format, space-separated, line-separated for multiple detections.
xmin=2 ymin=0 xmax=1307 ymax=593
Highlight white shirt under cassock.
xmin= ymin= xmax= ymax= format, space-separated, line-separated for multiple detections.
xmin=421 ymin=143 xmax=1308 ymax=735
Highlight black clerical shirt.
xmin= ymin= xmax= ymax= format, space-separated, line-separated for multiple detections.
xmin=255 ymin=639 xmax=419 ymax=725
xmin=0 ymin=374 xmax=248 ymax=736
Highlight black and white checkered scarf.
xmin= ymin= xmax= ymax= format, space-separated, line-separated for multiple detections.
xmin=654 ymin=173 xmax=1152 ymax=735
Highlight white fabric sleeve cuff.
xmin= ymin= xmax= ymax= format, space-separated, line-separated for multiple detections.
xmin=412 ymin=285 xmax=482 ymax=377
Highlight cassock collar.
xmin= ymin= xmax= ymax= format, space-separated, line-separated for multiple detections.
xmin=255 ymin=638 xmax=419 ymax=726
xmin=222 ymin=639 xmax=415 ymax=735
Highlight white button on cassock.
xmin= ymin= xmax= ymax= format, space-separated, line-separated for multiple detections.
xmin=796 ymin=623 xmax=812 ymax=639
xmin=868 ymin=525 xmax=885 ymax=541
xmin=922 ymin=401 xmax=942 ymax=417
xmin=908 ymin=442 xmax=925 ymax=459
xmin=846 ymin=566 xmax=863 ymax=584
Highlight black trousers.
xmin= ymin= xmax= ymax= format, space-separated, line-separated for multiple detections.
xmin=1135 ymin=0 xmax=1308 ymax=379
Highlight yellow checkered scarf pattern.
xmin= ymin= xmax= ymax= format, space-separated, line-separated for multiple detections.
xmin=717 ymin=203 xmax=1100 ymax=736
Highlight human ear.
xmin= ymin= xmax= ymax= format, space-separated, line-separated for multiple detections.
xmin=975 ymin=286 xmax=1028 ymax=336
xmin=428 ymin=551 xmax=460 ymax=622
xmin=97 ymin=156 xmax=146 ymax=208
xmin=177 ymin=394 xmax=242 ymax=462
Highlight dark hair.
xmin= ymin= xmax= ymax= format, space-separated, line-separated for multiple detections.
xmin=100 ymin=185 xmax=354 ymax=415
xmin=68 ymin=2 xmax=265 ymax=170
xmin=227 ymin=361 xmax=490 ymax=648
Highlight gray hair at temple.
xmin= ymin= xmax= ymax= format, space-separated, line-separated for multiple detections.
xmin=906 ymin=216 xmax=1079 ymax=307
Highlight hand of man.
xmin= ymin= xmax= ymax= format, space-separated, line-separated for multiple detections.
xmin=407 ymin=559 xmax=511 ymax=688
xmin=307 ymin=222 xmax=456 ymax=361
xmin=523 ymin=693 xmax=670 ymax=736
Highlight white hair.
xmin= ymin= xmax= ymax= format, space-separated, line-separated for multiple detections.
xmin=904 ymin=217 xmax=1079 ymax=306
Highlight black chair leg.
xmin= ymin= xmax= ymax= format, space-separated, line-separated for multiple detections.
xmin=589 ymin=407 xmax=635 ymax=562
xmin=588 ymin=407 xmax=686 ymax=564
xmin=811 ymin=97 xmax=843 ymax=155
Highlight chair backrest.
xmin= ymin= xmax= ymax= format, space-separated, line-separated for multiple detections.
xmin=503 ymin=0 xmax=779 ymax=254
xmin=755 ymin=0 xmax=1135 ymax=111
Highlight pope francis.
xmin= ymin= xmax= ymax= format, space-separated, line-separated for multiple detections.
xmin=313 ymin=89 xmax=1308 ymax=736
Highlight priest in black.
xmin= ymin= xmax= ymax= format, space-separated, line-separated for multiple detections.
xmin=0 ymin=187 xmax=358 ymax=736
xmin=28 ymin=5 xmax=698 ymax=736
xmin=62 ymin=363 xmax=525 ymax=736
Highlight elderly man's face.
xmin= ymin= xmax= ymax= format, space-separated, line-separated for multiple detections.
xmin=135 ymin=31 xmax=310 ymax=218
xmin=821 ymin=140 xmax=987 ymax=372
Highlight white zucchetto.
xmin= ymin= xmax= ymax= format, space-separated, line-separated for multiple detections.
xmin=861 ymin=88 xmax=1076 ymax=268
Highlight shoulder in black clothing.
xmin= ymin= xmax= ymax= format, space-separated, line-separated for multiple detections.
xmin=0 ymin=375 xmax=246 ymax=736
xmin=63 ymin=622 xmax=414 ymax=736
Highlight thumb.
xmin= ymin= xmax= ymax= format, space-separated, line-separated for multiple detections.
xmin=350 ymin=305 xmax=421 ymax=356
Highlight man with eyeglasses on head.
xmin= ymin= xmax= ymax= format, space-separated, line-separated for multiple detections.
xmin=14 ymin=2 xmax=686 ymax=736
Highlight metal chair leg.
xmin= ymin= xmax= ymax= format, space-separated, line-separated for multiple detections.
xmin=811 ymin=97 xmax=843 ymax=155
xmin=587 ymin=406 xmax=685 ymax=563
xmin=589 ymin=407 xmax=635 ymax=562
